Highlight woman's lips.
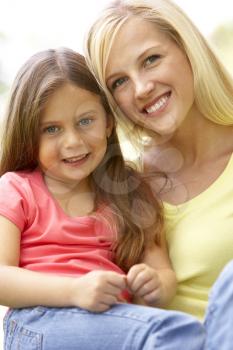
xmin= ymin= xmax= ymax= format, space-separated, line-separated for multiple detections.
xmin=142 ymin=92 xmax=171 ymax=115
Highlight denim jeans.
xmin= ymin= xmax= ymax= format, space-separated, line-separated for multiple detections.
xmin=4 ymin=261 xmax=233 ymax=350
xmin=204 ymin=260 xmax=233 ymax=350
xmin=3 ymin=302 xmax=204 ymax=350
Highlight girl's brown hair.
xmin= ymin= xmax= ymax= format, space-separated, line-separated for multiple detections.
xmin=0 ymin=48 xmax=163 ymax=272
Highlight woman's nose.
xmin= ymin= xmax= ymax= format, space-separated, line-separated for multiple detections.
xmin=134 ymin=78 xmax=154 ymax=99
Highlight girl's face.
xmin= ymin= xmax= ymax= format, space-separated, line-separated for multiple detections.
xmin=38 ymin=83 xmax=112 ymax=189
xmin=105 ymin=17 xmax=196 ymax=137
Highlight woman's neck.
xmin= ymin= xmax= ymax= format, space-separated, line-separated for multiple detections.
xmin=155 ymin=112 xmax=233 ymax=167
xmin=144 ymin=114 xmax=233 ymax=205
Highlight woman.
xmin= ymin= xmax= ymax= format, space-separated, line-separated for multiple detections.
xmin=85 ymin=0 xmax=233 ymax=346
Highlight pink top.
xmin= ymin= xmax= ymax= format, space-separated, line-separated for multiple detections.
xmin=0 ymin=170 xmax=129 ymax=295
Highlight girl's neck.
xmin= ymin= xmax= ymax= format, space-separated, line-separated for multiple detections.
xmin=43 ymin=174 xmax=96 ymax=217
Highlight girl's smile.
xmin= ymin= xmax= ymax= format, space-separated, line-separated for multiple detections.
xmin=62 ymin=154 xmax=90 ymax=166
xmin=38 ymin=83 xmax=112 ymax=190
xmin=61 ymin=153 xmax=91 ymax=170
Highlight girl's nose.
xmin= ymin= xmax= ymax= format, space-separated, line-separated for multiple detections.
xmin=63 ymin=129 xmax=84 ymax=149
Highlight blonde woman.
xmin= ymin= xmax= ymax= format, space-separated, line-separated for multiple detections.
xmin=85 ymin=0 xmax=233 ymax=347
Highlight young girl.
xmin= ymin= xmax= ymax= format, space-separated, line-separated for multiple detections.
xmin=0 ymin=48 xmax=204 ymax=349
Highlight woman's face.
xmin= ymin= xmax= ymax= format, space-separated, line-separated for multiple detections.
xmin=105 ymin=17 xmax=195 ymax=137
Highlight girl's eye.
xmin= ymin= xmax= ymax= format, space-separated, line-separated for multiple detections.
xmin=111 ymin=77 xmax=128 ymax=90
xmin=144 ymin=55 xmax=161 ymax=67
xmin=43 ymin=126 xmax=60 ymax=134
xmin=78 ymin=118 xmax=93 ymax=127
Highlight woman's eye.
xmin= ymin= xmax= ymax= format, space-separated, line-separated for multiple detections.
xmin=111 ymin=77 xmax=128 ymax=90
xmin=78 ymin=118 xmax=93 ymax=127
xmin=144 ymin=55 xmax=161 ymax=67
xmin=43 ymin=126 xmax=60 ymax=134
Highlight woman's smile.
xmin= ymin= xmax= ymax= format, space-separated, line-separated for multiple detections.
xmin=106 ymin=17 xmax=195 ymax=136
xmin=142 ymin=91 xmax=171 ymax=115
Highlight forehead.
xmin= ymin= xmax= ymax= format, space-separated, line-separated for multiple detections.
xmin=41 ymin=83 xmax=104 ymax=120
xmin=115 ymin=16 xmax=168 ymax=48
xmin=122 ymin=17 xmax=164 ymax=37
xmin=106 ymin=17 xmax=172 ymax=74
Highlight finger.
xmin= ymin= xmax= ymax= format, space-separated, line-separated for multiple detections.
xmin=101 ymin=294 xmax=119 ymax=306
xmin=91 ymin=302 xmax=111 ymax=313
xmin=127 ymin=264 xmax=146 ymax=290
xmin=142 ymin=288 xmax=161 ymax=304
xmin=104 ymin=283 xmax=125 ymax=296
xmin=117 ymin=295 xmax=127 ymax=303
xmin=136 ymin=279 xmax=160 ymax=298
xmin=88 ymin=292 xmax=119 ymax=313
xmin=128 ymin=270 xmax=152 ymax=293
xmin=107 ymin=272 xmax=127 ymax=290
xmin=127 ymin=264 xmax=145 ymax=283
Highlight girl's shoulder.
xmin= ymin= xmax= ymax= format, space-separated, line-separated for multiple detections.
xmin=0 ymin=168 xmax=43 ymax=193
xmin=1 ymin=168 xmax=40 ymax=180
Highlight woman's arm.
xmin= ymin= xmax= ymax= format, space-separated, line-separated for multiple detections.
xmin=0 ymin=215 xmax=126 ymax=312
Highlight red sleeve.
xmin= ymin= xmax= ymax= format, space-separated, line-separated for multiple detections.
xmin=0 ymin=172 xmax=29 ymax=231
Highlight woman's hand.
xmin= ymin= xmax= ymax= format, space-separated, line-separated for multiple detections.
xmin=70 ymin=270 xmax=127 ymax=312
xmin=127 ymin=263 xmax=162 ymax=306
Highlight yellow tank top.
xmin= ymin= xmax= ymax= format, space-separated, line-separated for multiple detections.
xmin=164 ymin=154 xmax=233 ymax=320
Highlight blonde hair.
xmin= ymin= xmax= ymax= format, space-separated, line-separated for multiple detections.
xmin=85 ymin=0 xmax=233 ymax=142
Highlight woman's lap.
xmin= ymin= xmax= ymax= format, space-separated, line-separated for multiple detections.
xmin=204 ymin=260 xmax=233 ymax=349
xmin=4 ymin=303 xmax=204 ymax=350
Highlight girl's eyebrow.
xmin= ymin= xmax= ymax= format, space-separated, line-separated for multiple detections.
xmin=77 ymin=109 xmax=97 ymax=115
xmin=39 ymin=120 xmax=60 ymax=127
xmin=74 ymin=109 xmax=100 ymax=118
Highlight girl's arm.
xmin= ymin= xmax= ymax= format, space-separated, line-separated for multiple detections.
xmin=0 ymin=215 xmax=126 ymax=312
xmin=127 ymin=234 xmax=177 ymax=308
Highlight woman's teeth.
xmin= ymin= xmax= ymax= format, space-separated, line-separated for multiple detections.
xmin=146 ymin=94 xmax=169 ymax=114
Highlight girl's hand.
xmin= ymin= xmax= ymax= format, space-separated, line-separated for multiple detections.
xmin=127 ymin=263 xmax=162 ymax=305
xmin=71 ymin=270 xmax=126 ymax=312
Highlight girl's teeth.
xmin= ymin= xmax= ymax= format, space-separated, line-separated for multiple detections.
xmin=146 ymin=95 xmax=169 ymax=113
xmin=65 ymin=155 xmax=87 ymax=163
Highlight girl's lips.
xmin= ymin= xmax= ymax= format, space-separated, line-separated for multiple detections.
xmin=62 ymin=153 xmax=90 ymax=166
xmin=142 ymin=92 xmax=171 ymax=114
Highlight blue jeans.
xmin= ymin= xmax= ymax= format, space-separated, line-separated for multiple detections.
xmin=4 ymin=261 xmax=233 ymax=350
xmin=204 ymin=260 xmax=233 ymax=349
xmin=3 ymin=302 xmax=204 ymax=349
